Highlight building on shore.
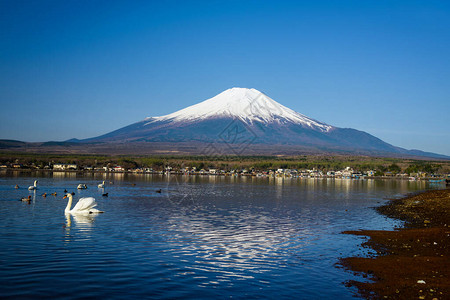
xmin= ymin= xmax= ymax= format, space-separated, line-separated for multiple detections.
xmin=53 ymin=163 xmax=77 ymax=170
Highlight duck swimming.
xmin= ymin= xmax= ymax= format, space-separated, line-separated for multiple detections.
xmin=20 ymin=196 xmax=32 ymax=202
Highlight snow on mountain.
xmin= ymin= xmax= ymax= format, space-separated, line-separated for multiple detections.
xmin=76 ymin=87 xmax=449 ymax=159
xmin=146 ymin=88 xmax=333 ymax=132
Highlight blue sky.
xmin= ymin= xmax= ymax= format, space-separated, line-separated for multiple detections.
xmin=1 ymin=0 xmax=449 ymax=155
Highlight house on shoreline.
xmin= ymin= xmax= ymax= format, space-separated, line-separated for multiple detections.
xmin=53 ymin=163 xmax=77 ymax=170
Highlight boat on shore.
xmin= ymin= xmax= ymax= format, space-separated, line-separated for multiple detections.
xmin=428 ymin=179 xmax=445 ymax=183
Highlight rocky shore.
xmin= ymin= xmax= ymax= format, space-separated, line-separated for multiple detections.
xmin=341 ymin=189 xmax=450 ymax=299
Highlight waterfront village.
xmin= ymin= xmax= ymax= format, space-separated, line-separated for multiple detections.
xmin=1 ymin=161 xmax=448 ymax=180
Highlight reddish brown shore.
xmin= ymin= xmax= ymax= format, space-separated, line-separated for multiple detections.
xmin=341 ymin=189 xmax=450 ymax=299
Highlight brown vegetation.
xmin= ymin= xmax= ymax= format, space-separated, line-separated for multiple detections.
xmin=341 ymin=189 xmax=450 ymax=299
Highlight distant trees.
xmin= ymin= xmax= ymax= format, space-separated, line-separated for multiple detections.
xmin=253 ymin=161 xmax=273 ymax=170
xmin=374 ymin=170 xmax=385 ymax=176
xmin=119 ymin=159 xmax=138 ymax=170
xmin=388 ymin=163 xmax=401 ymax=174
xmin=377 ymin=165 xmax=388 ymax=173
xmin=139 ymin=158 xmax=164 ymax=169
xmin=0 ymin=153 xmax=448 ymax=175
xmin=404 ymin=163 xmax=439 ymax=174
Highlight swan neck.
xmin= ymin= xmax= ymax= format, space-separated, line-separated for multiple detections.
xmin=65 ymin=195 xmax=73 ymax=213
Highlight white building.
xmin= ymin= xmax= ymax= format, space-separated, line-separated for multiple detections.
xmin=366 ymin=170 xmax=375 ymax=176
xmin=53 ymin=163 xmax=77 ymax=170
xmin=113 ymin=166 xmax=125 ymax=172
xmin=342 ymin=167 xmax=354 ymax=178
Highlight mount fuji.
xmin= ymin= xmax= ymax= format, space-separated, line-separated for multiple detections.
xmin=77 ymin=88 xmax=444 ymax=158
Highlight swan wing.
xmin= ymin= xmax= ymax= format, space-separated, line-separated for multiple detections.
xmin=72 ymin=197 xmax=97 ymax=212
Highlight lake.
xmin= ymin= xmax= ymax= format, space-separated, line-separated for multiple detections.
xmin=0 ymin=172 xmax=435 ymax=299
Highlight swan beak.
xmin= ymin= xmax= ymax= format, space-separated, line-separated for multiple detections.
xmin=63 ymin=195 xmax=67 ymax=199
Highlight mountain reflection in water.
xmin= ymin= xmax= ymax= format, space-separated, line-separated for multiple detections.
xmin=0 ymin=174 xmax=432 ymax=299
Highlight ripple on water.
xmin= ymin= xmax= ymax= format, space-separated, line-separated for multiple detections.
xmin=0 ymin=175 xmax=430 ymax=299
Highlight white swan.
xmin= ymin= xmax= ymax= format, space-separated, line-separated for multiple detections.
xmin=77 ymin=184 xmax=87 ymax=189
xmin=63 ymin=193 xmax=104 ymax=214
xmin=28 ymin=180 xmax=38 ymax=190
xmin=98 ymin=181 xmax=105 ymax=188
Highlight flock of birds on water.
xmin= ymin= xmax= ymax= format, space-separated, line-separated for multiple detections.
xmin=17 ymin=180 xmax=163 ymax=214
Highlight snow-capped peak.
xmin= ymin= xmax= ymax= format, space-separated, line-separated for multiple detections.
xmin=147 ymin=88 xmax=332 ymax=132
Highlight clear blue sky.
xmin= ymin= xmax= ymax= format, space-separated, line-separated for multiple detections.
xmin=1 ymin=0 xmax=449 ymax=155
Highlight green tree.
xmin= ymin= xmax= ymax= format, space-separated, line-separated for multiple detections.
xmin=388 ymin=163 xmax=401 ymax=174
xmin=377 ymin=165 xmax=387 ymax=172
xmin=374 ymin=170 xmax=384 ymax=176
xmin=405 ymin=164 xmax=419 ymax=174
xmin=421 ymin=164 xmax=437 ymax=174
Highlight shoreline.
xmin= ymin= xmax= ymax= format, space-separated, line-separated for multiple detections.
xmin=0 ymin=168 xmax=446 ymax=181
xmin=341 ymin=189 xmax=450 ymax=299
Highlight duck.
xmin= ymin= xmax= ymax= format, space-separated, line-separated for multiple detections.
xmin=77 ymin=184 xmax=87 ymax=189
xmin=51 ymin=192 xmax=57 ymax=196
xmin=20 ymin=196 xmax=32 ymax=202
xmin=131 ymin=183 xmax=136 ymax=186
xmin=64 ymin=189 xmax=68 ymax=193
xmin=41 ymin=193 xmax=47 ymax=198
xmin=28 ymin=180 xmax=38 ymax=190
xmin=63 ymin=193 xmax=104 ymax=214
xmin=155 ymin=189 xmax=162 ymax=193
xmin=98 ymin=181 xmax=105 ymax=188
xmin=15 ymin=184 xmax=19 ymax=189
xmin=102 ymin=193 xmax=108 ymax=197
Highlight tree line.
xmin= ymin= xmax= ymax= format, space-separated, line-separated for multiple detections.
xmin=1 ymin=153 xmax=448 ymax=174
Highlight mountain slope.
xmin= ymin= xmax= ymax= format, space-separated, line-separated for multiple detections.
xmin=80 ymin=88 xmax=446 ymax=158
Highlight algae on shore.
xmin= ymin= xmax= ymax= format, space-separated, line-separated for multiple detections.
xmin=341 ymin=189 xmax=450 ymax=299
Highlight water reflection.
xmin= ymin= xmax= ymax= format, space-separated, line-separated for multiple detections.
xmin=64 ymin=213 xmax=98 ymax=241
xmin=162 ymin=203 xmax=312 ymax=282
xmin=0 ymin=173 xmax=442 ymax=299
xmin=165 ymin=175 xmax=197 ymax=205
xmin=53 ymin=171 xmax=77 ymax=178
xmin=65 ymin=213 xmax=96 ymax=228
xmin=112 ymin=172 xmax=124 ymax=181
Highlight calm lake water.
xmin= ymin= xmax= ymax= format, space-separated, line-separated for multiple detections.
xmin=0 ymin=171 xmax=437 ymax=299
